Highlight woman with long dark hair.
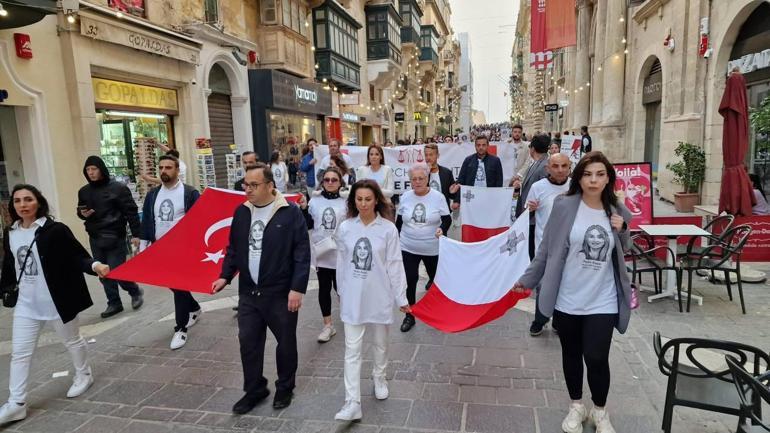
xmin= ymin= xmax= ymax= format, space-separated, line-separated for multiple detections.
xmin=298 ymin=167 xmax=348 ymax=343
xmin=0 ymin=185 xmax=110 ymax=424
xmin=270 ymin=151 xmax=289 ymax=193
xmin=355 ymin=145 xmax=394 ymax=198
xmin=333 ymin=180 xmax=407 ymax=421
xmin=512 ymin=152 xmax=632 ymax=433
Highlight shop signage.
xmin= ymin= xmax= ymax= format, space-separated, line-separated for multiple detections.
xmin=294 ymin=85 xmax=318 ymax=104
xmin=727 ymin=48 xmax=770 ymax=75
xmin=613 ymin=162 xmax=653 ymax=230
xmin=642 ymin=71 xmax=662 ymax=104
xmin=413 ymin=112 xmax=422 ymax=121
xmin=340 ymin=93 xmax=360 ymax=105
xmin=395 ymin=112 xmax=405 ymax=122
xmin=559 ymin=100 xmax=569 ymax=107
xmin=13 ymin=34 xmax=32 ymax=59
xmin=342 ymin=112 xmax=360 ymax=122
xmin=92 ymin=77 xmax=179 ymax=113
xmin=80 ymin=15 xmax=200 ymax=64
xmin=544 ymin=103 xmax=558 ymax=112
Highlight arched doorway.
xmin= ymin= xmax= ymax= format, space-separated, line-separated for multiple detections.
xmin=207 ymin=63 xmax=236 ymax=188
xmin=642 ymin=58 xmax=662 ymax=184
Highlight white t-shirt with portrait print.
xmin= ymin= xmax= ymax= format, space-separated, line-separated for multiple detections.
xmin=248 ymin=203 xmax=274 ymax=286
xmin=474 ymin=158 xmax=487 ymax=187
xmin=429 ymin=171 xmax=442 ymax=192
xmin=154 ymin=181 xmax=186 ymax=240
xmin=526 ymin=177 xmax=570 ymax=252
xmin=271 ymin=162 xmax=288 ymax=193
xmin=9 ymin=219 xmax=58 ymax=321
xmin=555 ymin=200 xmax=618 ymax=315
xmin=307 ymin=195 xmax=348 ymax=269
xmin=397 ymin=189 xmax=450 ymax=256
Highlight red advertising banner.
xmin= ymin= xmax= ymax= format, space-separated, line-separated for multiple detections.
xmin=530 ymin=0 xmax=552 ymax=70
xmin=545 ymin=0 xmax=577 ymax=50
xmin=614 ymin=162 xmax=654 ymax=230
xmin=713 ymin=215 xmax=770 ymax=262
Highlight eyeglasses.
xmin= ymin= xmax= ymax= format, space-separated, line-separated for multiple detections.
xmin=242 ymin=181 xmax=270 ymax=190
xmin=323 ymin=178 xmax=340 ymax=183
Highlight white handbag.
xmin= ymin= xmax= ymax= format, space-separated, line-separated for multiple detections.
xmin=313 ymin=236 xmax=337 ymax=259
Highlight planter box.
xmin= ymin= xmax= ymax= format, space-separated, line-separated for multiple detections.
xmin=674 ymin=192 xmax=700 ymax=213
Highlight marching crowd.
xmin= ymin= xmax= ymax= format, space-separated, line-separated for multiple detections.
xmin=0 ymin=125 xmax=632 ymax=433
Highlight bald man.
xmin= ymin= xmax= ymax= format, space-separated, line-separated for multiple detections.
xmin=524 ymin=153 xmax=571 ymax=336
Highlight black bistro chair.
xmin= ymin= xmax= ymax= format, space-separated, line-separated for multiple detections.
xmin=726 ymin=355 xmax=770 ymax=432
xmin=626 ymin=233 xmax=677 ymax=295
xmin=677 ymin=224 xmax=753 ymax=313
xmin=676 ymin=213 xmax=735 ymax=259
xmin=653 ymin=332 xmax=770 ymax=433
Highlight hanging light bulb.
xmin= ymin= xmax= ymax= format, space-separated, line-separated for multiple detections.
xmin=311 ymin=46 xmax=316 ymax=51
xmin=619 ymin=16 xmax=624 ymax=22
xmin=0 ymin=4 xmax=7 ymax=17
xmin=586 ymin=82 xmax=590 ymax=87
xmin=622 ymin=37 xmax=627 ymax=44
xmin=67 ymin=14 xmax=76 ymax=23
xmin=597 ymin=66 xmax=602 ymax=71
xmin=314 ymin=63 xmax=319 ymax=70
xmin=333 ymin=86 xmax=338 ymax=92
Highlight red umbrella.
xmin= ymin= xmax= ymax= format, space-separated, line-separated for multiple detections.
xmin=718 ymin=72 xmax=756 ymax=216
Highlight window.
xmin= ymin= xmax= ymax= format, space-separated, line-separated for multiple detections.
xmin=261 ymin=0 xmax=277 ymax=24
xmin=204 ymin=0 xmax=219 ymax=23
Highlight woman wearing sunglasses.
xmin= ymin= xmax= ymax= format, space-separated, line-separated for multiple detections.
xmin=298 ymin=167 xmax=348 ymax=343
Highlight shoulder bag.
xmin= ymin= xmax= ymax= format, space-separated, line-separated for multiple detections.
xmin=2 ymin=236 xmax=38 ymax=308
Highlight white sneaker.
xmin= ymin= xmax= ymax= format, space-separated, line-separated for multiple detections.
xmin=590 ymin=407 xmax=616 ymax=433
xmin=317 ymin=325 xmax=336 ymax=343
xmin=334 ymin=400 xmax=362 ymax=421
xmin=373 ymin=376 xmax=389 ymax=400
xmin=0 ymin=402 xmax=26 ymax=424
xmin=170 ymin=331 xmax=187 ymax=350
xmin=561 ymin=402 xmax=587 ymax=433
xmin=186 ymin=309 xmax=202 ymax=328
xmin=66 ymin=367 xmax=94 ymax=398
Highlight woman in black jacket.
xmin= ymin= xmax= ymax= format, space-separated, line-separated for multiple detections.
xmin=0 ymin=184 xmax=109 ymax=425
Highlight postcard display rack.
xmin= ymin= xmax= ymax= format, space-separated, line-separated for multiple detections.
xmin=133 ymin=137 xmax=158 ymax=205
xmin=226 ymin=145 xmax=242 ymax=190
xmin=196 ymin=138 xmax=217 ymax=191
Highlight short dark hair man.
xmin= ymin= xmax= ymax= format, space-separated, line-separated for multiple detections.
xmin=452 ymin=136 xmax=504 ymax=199
xmin=212 ymin=163 xmax=310 ymax=415
xmin=234 ymin=151 xmax=260 ymax=192
xmin=141 ymin=155 xmax=202 ymax=351
xmin=77 ymin=155 xmax=144 ymax=318
xmin=514 ymin=134 xmax=550 ymax=219
xmin=580 ymin=125 xmax=592 ymax=155
xmin=423 ymin=143 xmax=457 ymax=209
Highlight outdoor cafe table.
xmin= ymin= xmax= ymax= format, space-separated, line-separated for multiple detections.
xmin=639 ymin=224 xmax=710 ymax=306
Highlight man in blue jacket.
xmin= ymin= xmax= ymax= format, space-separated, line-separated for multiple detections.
xmin=141 ymin=155 xmax=201 ymax=351
xmin=299 ymin=138 xmax=317 ymax=194
xmin=454 ymin=135 xmax=504 ymax=193
xmin=212 ymin=163 xmax=310 ymax=415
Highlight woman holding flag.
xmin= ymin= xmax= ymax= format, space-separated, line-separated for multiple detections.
xmin=333 ymin=180 xmax=409 ymax=422
xmin=513 ymin=152 xmax=632 ymax=433
xmin=298 ymin=167 xmax=348 ymax=343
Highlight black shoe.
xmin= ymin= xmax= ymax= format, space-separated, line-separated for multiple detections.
xmin=529 ymin=321 xmax=545 ymax=337
xmin=131 ymin=291 xmax=144 ymax=310
xmin=100 ymin=304 xmax=124 ymax=318
xmin=232 ymin=388 xmax=270 ymax=415
xmin=272 ymin=391 xmax=293 ymax=409
xmin=400 ymin=314 xmax=415 ymax=332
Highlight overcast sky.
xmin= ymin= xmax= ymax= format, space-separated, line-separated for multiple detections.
xmin=449 ymin=0 xmax=519 ymax=123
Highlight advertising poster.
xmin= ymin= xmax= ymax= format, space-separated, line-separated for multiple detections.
xmin=614 ymin=162 xmax=653 ymax=230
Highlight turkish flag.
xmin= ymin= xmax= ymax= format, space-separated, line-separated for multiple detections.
xmin=411 ymin=216 xmax=532 ymax=333
xmin=459 ymin=186 xmax=517 ymax=242
xmin=108 ymin=188 xmax=301 ymax=294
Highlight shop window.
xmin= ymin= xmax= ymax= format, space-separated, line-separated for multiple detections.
xmin=261 ymin=0 xmax=277 ymax=24
xmin=204 ymin=0 xmax=219 ymax=23
xmin=108 ymin=0 xmax=145 ymax=18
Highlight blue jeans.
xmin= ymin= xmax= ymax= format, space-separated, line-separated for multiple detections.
xmin=89 ymin=235 xmax=141 ymax=307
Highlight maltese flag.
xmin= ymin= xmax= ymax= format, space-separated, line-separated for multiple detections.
xmin=411 ymin=215 xmax=532 ymax=333
xmin=109 ymin=188 xmax=300 ymax=294
xmin=459 ymin=186 xmax=517 ymax=242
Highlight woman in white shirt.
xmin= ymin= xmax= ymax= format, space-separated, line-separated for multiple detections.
xmin=355 ymin=145 xmax=395 ymax=198
xmin=396 ymin=163 xmax=451 ymax=332
xmin=751 ymin=174 xmax=770 ymax=215
xmin=298 ymin=167 xmax=349 ymax=343
xmin=0 ymin=185 xmax=110 ymax=425
xmin=333 ymin=180 xmax=409 ymax=422
xmin=270 ymin=151 xmax=289 ymax=193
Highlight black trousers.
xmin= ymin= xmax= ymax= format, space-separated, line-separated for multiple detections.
xmin=317 ymin=267 xmax=337 ymax=317
xmin=90 ymin=236 xmax=141 ymax=307
xmin=238 ymin=293 xmax=299 ymax=395
xmin=172 ymin=289 xmax=200 ymax=332
xmin=402 ymin=251 xmax=438 ymax=306
xmin=552 ymin=310 xmax=617 ymax=407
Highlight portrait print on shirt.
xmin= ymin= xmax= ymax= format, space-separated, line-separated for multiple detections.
xmin=249 ymin=220 xmax=266 ymax=255
xmin=430 ymin=179 xmax=440 ymax=191
xmin=321 ymin=207 xmax=337 ymax=230
xmin=578 ymin=224 xmax=610 ymax=267
xmin=411 ymin=203 xmax=427 ymax=224
xmin=158 ymin=199 xmax=175 ymax=221
xmin=475 ymin=164 xmax=486 ymax=182
xmin=16 ymin=246 xmax=39 ymax=277
xmin=351 ymin=237 xmax=373 ymax=272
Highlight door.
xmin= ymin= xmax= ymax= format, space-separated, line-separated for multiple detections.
xmin=644 ymin=102 xmax=661 ymax=185
xmin=207 ymin=93 xmax=235 ymax=188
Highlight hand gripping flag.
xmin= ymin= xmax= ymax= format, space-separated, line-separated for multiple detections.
xmin=411 ymin=215 xmax=532 ymax=333
xmin=459 ymin=185 xmax=517 ymax=242
xmin=108 ymin=188 xmax=300 ymax=294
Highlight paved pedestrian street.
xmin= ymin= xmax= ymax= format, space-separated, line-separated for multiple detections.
xmin=1 ymin=265 xmax=768 ymax=433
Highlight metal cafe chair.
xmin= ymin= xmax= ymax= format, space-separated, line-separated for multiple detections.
xmin=676 ymin=213 xmax=735 ymax=259
xmin=653 ymin=332 xmax=770 ymax=433
xmin=625 ymin=233 xmax=677 ymax=296
xmin=726 ymin=355 xmax=770 ymax=432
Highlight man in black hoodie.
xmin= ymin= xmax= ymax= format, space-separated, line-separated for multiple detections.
xmin=77 ymin=156 xmax=144 ymax=318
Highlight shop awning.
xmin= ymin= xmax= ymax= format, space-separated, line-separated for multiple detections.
xmin=0 ymin=0 xmax=58 ymax=30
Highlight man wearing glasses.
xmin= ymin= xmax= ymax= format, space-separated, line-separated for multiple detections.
xmin=212 ymin=163 xmax=310 ymax=415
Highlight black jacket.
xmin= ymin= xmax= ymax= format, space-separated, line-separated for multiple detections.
xmin=220 ymin=193 xmax=310 ymax=297
xmin=434 ymin=165 xmax=457 ymax=207
xmin=77 ymin=156 xmax=140 ymax=239
xmin=456 ymin=153 xmax=504 ymax=188
xmin=1 ymin=219 xmax=96 ymax=323
xmin=234 ymin=178 xmax=245 ymax=192
xmin=141 ymin=183 xmax=200 ymax=242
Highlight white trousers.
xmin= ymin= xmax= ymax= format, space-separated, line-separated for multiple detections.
xmin=8 ymin=315 xmax=89 ymax=404
xmin=343 ymin=323 xmax=389 ymax=403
